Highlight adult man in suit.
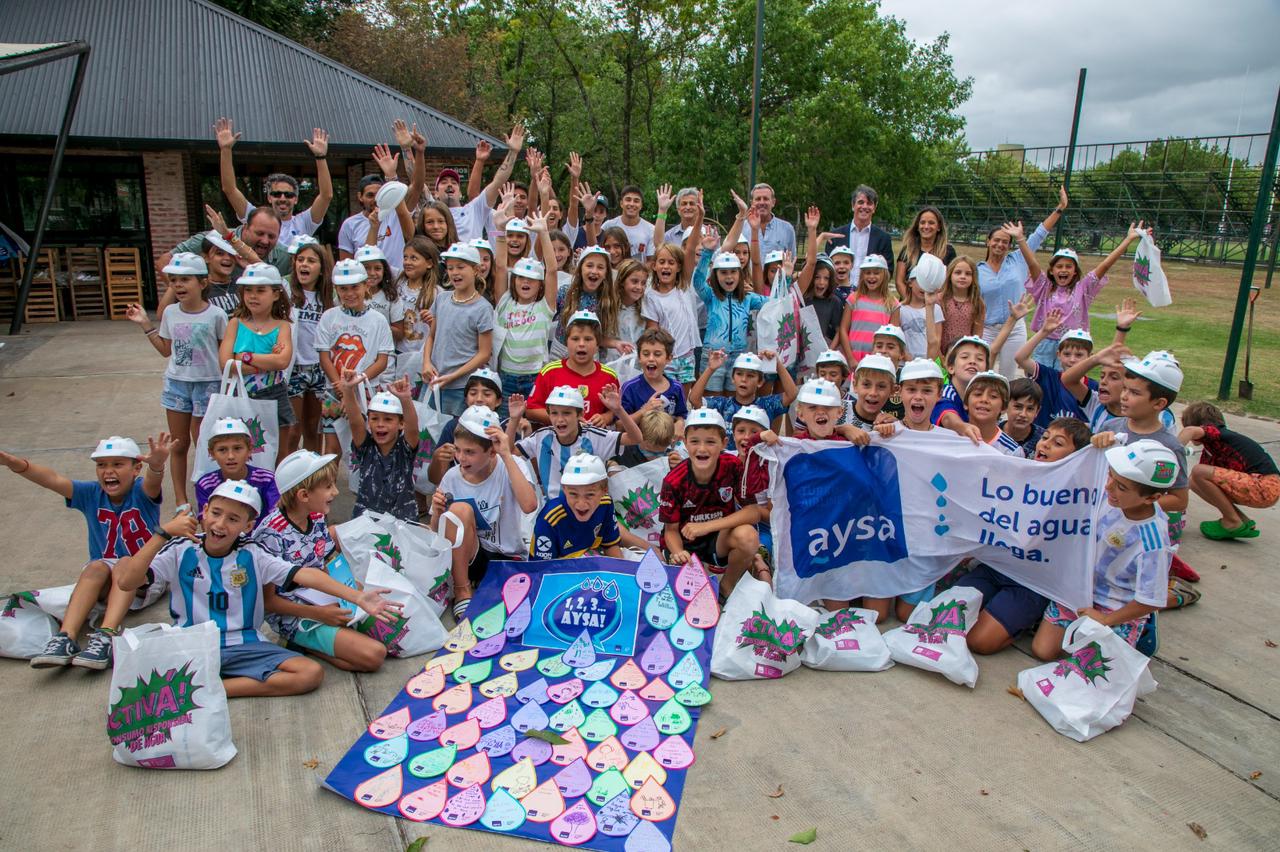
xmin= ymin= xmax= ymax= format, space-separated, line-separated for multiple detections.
xmin=824 ymin=184 xmax=894 ymax=278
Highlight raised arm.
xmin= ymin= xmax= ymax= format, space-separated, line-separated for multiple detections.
xmin=482 ymin=123 xmax=527 ymax=206
xmin=529 ymin=211 xmax=558 ymax=311
xmin=491 ymin=427 xmax=538 ymax=514
xmin=115 ymin=511 xmax=199 ymax=593
xmin=491 ymin=186 xmax=517 ymax=302
xmin=304 ymin=128 xmax=333 ymax=224
xmin=1092 ymin=221 xmax=1144 ymax=280
xmin=991 ymin=295 xmax=1034 ymax=363
xmin=0 ymin=449 xmax=75 ymax=499
xmin=388 ymin=377 xmax=419 ymax=452
xmin=565 ymin=152 xmax=582 ymax=227
xmin=340 ymin=369 xmax=369 ymax=447
xmin=774 ymin=350 xmax=800 ymax=405
xmin=125 ymin=304 xmax=172 ymax=358
xmin=1015 ymin=305 xmax=1061 ymax=375
xmin=795 ymin=206 xmax=821 ymax=296
xmin=1004 ymin=220 xmax=1041 ymax=283
xmin=468 ymin=140 xmax=491 ymax=201
xmin=406 ymin=125 xmax=428 ymax=211
xmin=525 ymin=147 xmax=544 ymax=215
xmin=719 ymin=189 xmax=749 ymax=252
xmin=214 ymin=117 xmax=250 ymax=221
xmin=924 ymin=290 xmax=943 ymax=360
xmin=653 ymin=183 xmax=673 ymax=258
xmin=681 ymin=190 xmax=706 ymax=283
xmin=1039 ymin=185 xmax=1069 ymax=237
xmin=688 ymin=349 xmax=725 ymax=408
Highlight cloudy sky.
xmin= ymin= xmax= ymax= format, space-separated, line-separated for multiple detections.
xmin=879 ymin=0 xmax=1280 ymax=155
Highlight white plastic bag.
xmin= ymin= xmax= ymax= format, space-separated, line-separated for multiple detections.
xmin=353 ymin=553 xmax=448 ymax=658
xmin=884 ymin=585 xmax=984 ymax=688
xmin=608 ymin=456 xmax=668 ymax=551
xmin=331 ymin=511 xmax=393 ymax=583
xmin=108 ymin=621 xmax=236 ymax=769
xmin=711 ymin=574 xmax=818 ymax=680
xmin=603 ymin=352 xmax=640 ymax=385
xmin=1017 ymin=616 xmax=1157 ymax=742
xmin=0 ymin=592 xmax=59 ymax=659
xmin=411 ymin=386 xmax=452 ymax=495
xmin=1132 ymin=231 xmax=1172 ymax=308
xmin=800 ymin=607 xmax=893 ymax=672
xmin=397 ymin=518 xmax=461 ymax=615
xmin=755 ymin=275 xmax=802 ymax=374
xmin=796 ymin=299 xmax=828 ymax=372
xmin=193 ymin=362 xmax=279 ymax=481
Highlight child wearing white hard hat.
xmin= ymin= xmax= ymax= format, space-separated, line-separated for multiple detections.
xmin=433 ymin=405 xmax=539 ymax=619
xmin=891 ymin=358 xmax=945 ymax=433
xmin=689 ymin=350 xmax=798 ymax=451
xmin=530 ymin=453 xmax=646 ymax=560
xmin=424 ymin=368 xmax=511 ymax=488
xmin=194 ymin=417 xmax=280 ymax=526
xmin=527 ymin=310 xmax=620 ymax=426
xmin=222 ymin=260 xmax=298 ymax=445
xmin=340 ymin=374 xmax=420 ymax=522
xmin=1013 ymin=307 xmax=1099 ymax=429
xmin=492 ymin=209 xmax=560 ymax=414
xmin=424 ymin=241 xmax=497 ymax=416
xmin=840 ymin=253 xmax=893 ymax=365
xmin=1031 ymin=438 xmax=1178 ymax=660
xmin=846 ymin=354 xmax=899 ymax=431
xmin=700 ymin=248 xmax=768 ymax=395
xmin=9 ymin=434 xmax=169 ymax=671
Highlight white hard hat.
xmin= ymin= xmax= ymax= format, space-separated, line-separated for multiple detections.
xmin=711 ymin=252 xmax=741 ymax=270
xmin=202 ymin=230 xmax=236 ymax=255
xmin=210 ymin=478 xmax=263 ymax=516
xmin=457 ymin=404 xmax=502 ymax=438
xmin=163 ymin=252 xmax=208 ymax=276
xmin=1051 ymin=248 xmax=1081 ymax=264
xmin=441 ymin=242 xmax=482 ymax=266
xmin=236 ymin=262 xmax=285 ymax=288
xmin=732 ymin=352 xmax=766 ymax=374
xmin=90 ymin=436 xmax=141 ymax=460
xmin=731 ymin=405 xmax=771 ymax=430
xmin=274 ymin=449 xmax=338 ymax=494
xmin=797 ymin=378 xmax=843 ymax=407
xmin=545 ymin=385 xmax=586 ymax=410
xmin=762 ymin=250 xmax=785 ymax=267
xmin=466 ymin=367 xmax=503 ymax=392
xmin=367 ymin=392 xmax=404 ymax=416
xmin=860 ymin=254 xmax=889 ymax=271
xmin=910 ymin=253 xmax=947 ymax=293
xmin=210 ymin=418 xmax=251 ymax=439
xmin=560 ymin=453 xmax=608 ymax=486
xmin=898 ymin=358 xmax=945 ymax=383
xmin=829 ymin=246 xmax=855 ymax=259
xmin=1105 ymin=439 xmax=1180 ymax=489
xmin=946 ymin=335 xmax=991 ymax=360
xmin=332 ymin=259 xmax=369 ymax=286
xmin=815 ymin=349 xmax=849 ymax=370
xmin=963 ymin=370 xmax=1011 ymax=400
xmin=288 ymin=235 xmax=321 ymax=255
xmin=1123 ymin=351 xmax=1184 ymax=393
xmin=354 ymin=244 xmax=386 ymax=264
xmin=512 ymin=257 xmax=546 ymax=280
xmin=854 ymin=354 xmax=898 ymax=377
xmin=580 ymin=246 xmax=610 ymax=261
xmin=685 ymin=407 xmax=728 ymax=433
xmin=374 ymin=180 xmax=408 ymax=214
xmin=468 ymin=238 xmax=494 ymax=255
xmin=566 ymin=309 xmax=601 ymax=328
xmin=873 ymin=324 xmax=908 ymax=347
xmin=505 ymin=218 xmax=532 ymax=235
xmin=1058 ymin=328 xmax=1094 ymax=349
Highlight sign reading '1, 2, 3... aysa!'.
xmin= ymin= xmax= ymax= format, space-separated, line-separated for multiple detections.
xmin=323 ymin=551 xmax=720 ymax=852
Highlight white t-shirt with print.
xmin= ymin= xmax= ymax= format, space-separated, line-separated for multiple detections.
xmin=439 ymin=460 xmax=525 ymax=555
xmin=338 ymin=212 xmax=406 ymax=268
xmin=451 ymin=194 xmax=493 ymax=242
xmin=315 ymin=306 xmax=394 ymax=379
xmin=602 ymin=216 xmax=656 ymax=259
xmin=158 ymin=303 xmax=228 ymax=381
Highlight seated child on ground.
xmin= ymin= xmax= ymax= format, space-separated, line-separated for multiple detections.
xmin=5 ymin=435 xmax=170 ymax=670
xmin=516 ymin=384 xmax=643 ymax=499
xmin=1179 ymin=401 xmax=1279 ymax=540
xmin=1002 ymin=378 xmax=1044 ymax=457
xmin=114 ymin=479 xmax=401 ymax=697
xmin=195 ymin=418 xmax=280 ymax=524
xmin=254 ymin=450 xmax=387 ymax=672
xmin=531 ymin=453 xmax=648 ymax=559
xmin=342 ymin=374 xmax=420 ymax=521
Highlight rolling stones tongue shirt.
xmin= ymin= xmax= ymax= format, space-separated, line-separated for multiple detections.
xmin=316 ymin=305 xmax=395 ymax=380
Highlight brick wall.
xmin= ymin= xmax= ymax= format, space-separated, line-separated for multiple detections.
xmin=142 ymin=151 xmax=190 ymax=273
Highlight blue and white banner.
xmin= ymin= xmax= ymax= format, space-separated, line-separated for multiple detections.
xmin=760 ymin=430 xmax=1108 ymax=609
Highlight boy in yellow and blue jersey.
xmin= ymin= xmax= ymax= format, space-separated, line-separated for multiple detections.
xmin=530 ymin=453 xmax=647 ymax=560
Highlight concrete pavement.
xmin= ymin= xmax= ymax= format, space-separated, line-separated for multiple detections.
xmin=1 ymin=321 xmax=1277 ymax=851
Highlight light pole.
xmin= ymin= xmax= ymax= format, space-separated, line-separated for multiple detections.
xmin=748 ymin=0 xmax=764 ymax=189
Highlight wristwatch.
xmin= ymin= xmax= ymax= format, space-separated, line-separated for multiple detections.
xmin=156 ymin=529 xmax=175 ymax=541
xmin=241 ymin=352 xmax=254 ymax=365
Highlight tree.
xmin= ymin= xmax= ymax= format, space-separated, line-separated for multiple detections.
xmin=212 ymin=0 xmax=357 ymax=42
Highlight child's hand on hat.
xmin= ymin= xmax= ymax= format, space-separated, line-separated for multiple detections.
xmin=1115 ymin=298 xmax=1142 ymax=329
xmin=163 ymin=510 xmax=199 ymax=542
xmin=925 ymin=289 xmax=942 ymax=306
xmin=1091 ymin=431 xmax=1117 ymax=449
xmin=507 ymin=394 xmax=527 ymax=421
xmin=313 ymin=602 xmax=355 ymax=627
xmin=486 ymin=425 xmax=511 ymax=456
xmin=357 ymin=587 xmax=404 ymax=624
xmin=124 ymin=304 xmax=149 ymax=326
xmin=143 ymin=432 xmax=173 ymax=469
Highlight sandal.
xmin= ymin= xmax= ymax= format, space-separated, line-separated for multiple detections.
xmin=1200 ymin=518 xmax=1259 ymax=541
xmin=1167 ymin=578 xmax=1202 ymax=609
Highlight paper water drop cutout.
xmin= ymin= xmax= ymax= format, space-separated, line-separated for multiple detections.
xmin=549 ymin=798 xmax=598 ymax=846
xmin=451 ymin=658 xmax=492 ymax=684
xmin=537 ymin=655 xmax=573 ymax=678
xmin=598 ymin=789 xmax=642 ymax=837
xmin=581 ymin=680 xmax=620 ymax=709
xmin=610 ymin=658 xmax=647 ymax=690
xmin=620 ymin=714 xmax=660 ymax=752
xmin=634 ymin=548 xmax=668 ymax=593
xmin=574 ymin=658 xmax=616 ymax=681
xmin=639 ymin=630 xmax=675 ymax=676
xmin=426 ymin=650 xmax=464 ymax=675
xmin=623 ymin=751 xmax=668 ymax=789
xmin=668 ymin=617 xmax=705 ymax=652
xmin=476 ymin=724 xmax=517 ymax=758
xmin=432 ymin=681 xmax=472 ymax=714
xmin=515 ymin=676 xmax=551 ymax=705
xmin=684 ymin=580 xmax=720 ymax=629
xmin=548 ymin=699 xmax=586 ymax=732
xmin=406 ymin=709 xmax=448 ymax=742
xmin=503 ymin=572 xmax=532 ymax=612
xmin=588 ymin=766 xmax=632 ymax=807
xmin=490 ymin=756 xmax=539 ymax=799
xmin=674 ymin=682 xmax=712 ymax=707
xmin=587 ymin=735 xmax=630 ymax=772
xmin=408 ymin=743 xmax=457 ymax=778
xmin=644 ymin=586 xmax=679 ymax=630
xmin=466 ymin=695 xmax=508 ymax=729
xmin=561 ymin=629 xmax=598 ymax=668
xmin=447 ymin=751 xmax=492 ymax=789
xmin=674 ymin=557 xmax=709 ymax=601
xmin=653 ymin=699 xmax=692 ymax=736
xmin=353 ymin=764 xmax=402 ymax=809
xmin=439 ymin=783 xmax=486 ymax=826
xmin=499 ymin=648 xmax=539 ymax=672
xmin=626 ymin=819 xmax=674 ymax=851
xmin=638 ymin=678 xmax=675 ymax=703
xmin=610 ymin=690 xmax=650 ymax=726
xmin=439 ymin=717 xmax=482 ymax=749
xmin=520 ymin=778 xmax=566 ymax=823
xmin=547 ymin=677 xmax=585 ymax=704
xmin=630 ymin=776 xmax=677 ymax=822
xmin=552 ymin=756 xmax=593 ymax=797
xmin=510 ymin=736 xmax=553 ymax=766
xmin=397 ymin=779 xmax=447 ymax=821
xmin=364 ymin=734 xmax=408 ymax=769
xmin=468 ymin=632 xmax=506 ymax=659
xmin=667 ymin=652 xmax=704 ymax=690
xmin=580 ymin=708 xmax=620 ymax=742
xmin=549 ymin=726 xmax=588 ymax=765
xmin=505 ymin=597 xmax=532 ymax=638
xmin=478 ymin=671 xmax=519 ymax=699
xmin=368 ymin=706 xmax=411 ymax=740
xmin=471 ymin=602 xmax=507 ymax=639
xmin=511 ymin=698 xmax=550 ymax=733
xmin=404 ymin=666 xmax=445 ymax=699
xmin=443 ymin=618 xmax=477 ymax=653
xmin=479 ymin=787 xmax=527 ymax=833
xmin=653 ymin=734 xmax=696 ymax=770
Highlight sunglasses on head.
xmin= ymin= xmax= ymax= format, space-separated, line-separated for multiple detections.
xmin=269 ymin=190 xmax=297 ymax=199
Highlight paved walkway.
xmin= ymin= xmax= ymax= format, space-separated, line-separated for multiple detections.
xmin=1 ymin=322 xmax=1277 ymax=851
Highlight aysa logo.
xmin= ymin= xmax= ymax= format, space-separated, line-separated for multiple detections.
xmin=786 ymin=446 xmax=907 ymax=577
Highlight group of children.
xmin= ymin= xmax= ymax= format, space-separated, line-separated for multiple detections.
xmin=6 ymin=130 xmax=1278 ymax=698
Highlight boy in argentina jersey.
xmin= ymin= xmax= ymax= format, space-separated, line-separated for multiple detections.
xmin=514 ymin=384 xmax=643 ymax=499
xmin=529 ymin=453 xmax=647 ymax=559
xmin=115 ymin=479 xmax=400 ymax=697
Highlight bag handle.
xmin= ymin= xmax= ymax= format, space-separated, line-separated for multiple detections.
xmin=435 ymin=510 xmax=467 ymax=549
xmin=1063 ymin=615 xmax=1110 ymax=650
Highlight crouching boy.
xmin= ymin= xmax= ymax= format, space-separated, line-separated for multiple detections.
xmin=531 ymin=453 xmax=648 ymax=559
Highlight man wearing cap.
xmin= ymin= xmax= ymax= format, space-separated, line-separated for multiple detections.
xmin=212 ymin=116 xmax=333 ymax=249
xmin=739 ymin=183 xmax=796 ymax=257
xmin=161 ymin=206 xmax=291 ymax=284
xmin=433 ymin=123 xmax=527 ymax=242
xmin=824 ymin=184 xmax=894 ymax=277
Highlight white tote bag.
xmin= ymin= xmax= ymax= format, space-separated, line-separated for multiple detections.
xmin=396 ymin=517 xmax=461 ymax=615
xmin=1017 ymin=616 xmax=1157 ymax=742
xmin=1132 ymin=231 xmax=1172 ymax=308
xmin=332 ymin=511 xmax=397 ymax=583
xmin=711 ymin=574 xmax=819 ymax=681
xmin=755 ymin=276 xmax=802 ymax=374
xmin=193 ymin=361 xmax=280 ymax=481
xmin=884 ymin=585 xmax=984 ymax=688
xmin=800 ymin=607 xmax=894 ymax=672
xmin=108 ymin=621 xmax=236 ymax=770
xmin=608 ymin=456 xmax=669 ymax=551
xmin=796 ymin=295 xmax=829 ymax=372
xmin=411 ymin=386 xmax=452 ymax=495
xmin=603 ymin=352 xmax=641 ymax=385
xmin=353 ymin=553 xmax=448 ymax=658
xmin=0 ymin=592 xmax=59 ymax=659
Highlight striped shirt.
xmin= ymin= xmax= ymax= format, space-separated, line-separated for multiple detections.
xmin=517 ymin=425 xmax=621 ymax=499
xmin=987 ymin=428 xmax=1026 ymax=458
xmin=1091 ymin=504 xmax=1171 ymax=611
xmin=844 ymin=293 xmax=891 ymax=364
xmin=496 ymin=293 xmax=554 ymax=375
xmin=1026 ymin=271 xmax=1107 ymax=338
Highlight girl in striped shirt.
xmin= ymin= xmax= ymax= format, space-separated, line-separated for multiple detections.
xmin=493 ymin=209 xmax=558 ymax=401
xmin=838 ymin=253 xmax=895 ymax=365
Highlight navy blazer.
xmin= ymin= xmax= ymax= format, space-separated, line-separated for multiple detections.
xmin=824 ymin=223 xmax=895 ymax=276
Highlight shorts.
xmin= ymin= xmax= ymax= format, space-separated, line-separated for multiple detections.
xmin=962 ymin=563 xmax=1048 ymax=636
xmin=1210 ymin=467 xmax=1280 ymax=508
xmin=669 ymin=354 xmax=696 ymax=384
xmin=438 ymin=387 xmax=466 ymax=417
xmin=290 ymin=619 xmax=340 ymax=656
xmin=469 ymin=546 xmax=522 ymax=587
xmin=160 ymin=377 xmax=220 ymax=416
xmin=288 ymin=363 xmax=325 ymax=398
xmin=1044 ymin=600 xmax=1147 ymax=647
xmin=898 ymin=583 xmax=937 ymax=607
xmin=705 ymin=349 xmax=746 ymax=393
xmin=250 ymin=381 xmax=298 ymax=427
xmin=684 ymin=534 xmax=726 ymax=573
xmin=220 ymin=640 xmax=301 ymax=681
